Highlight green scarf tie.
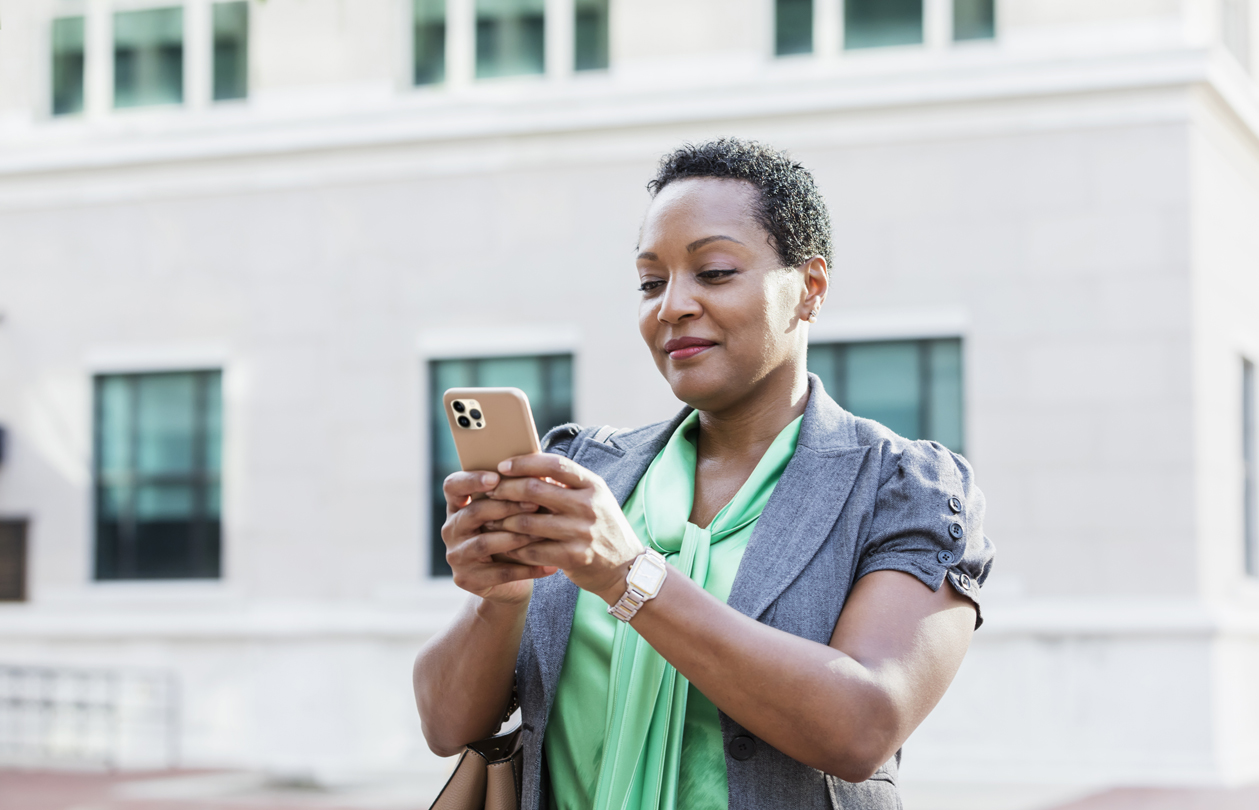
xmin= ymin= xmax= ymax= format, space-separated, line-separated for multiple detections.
xmin=591 ymin=411 xmax=803 ymax=810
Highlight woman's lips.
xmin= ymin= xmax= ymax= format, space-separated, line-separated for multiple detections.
xmin=664 ymin=337 xmax=716 ymax=360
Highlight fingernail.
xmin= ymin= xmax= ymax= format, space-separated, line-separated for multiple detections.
xmin=498 ymin=460 xmax=512 ymax=474
xmin=482 ymin=472 xmax=497 ymax=486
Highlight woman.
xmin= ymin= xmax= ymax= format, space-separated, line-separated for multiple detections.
xmin=414 ymin=139 xmax=994 ymax=810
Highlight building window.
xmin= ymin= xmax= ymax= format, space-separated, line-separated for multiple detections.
xmin=1245 ymin=359 xmax=1257 ymax=576
xmin=414 ymin=0 xmax=447 ymax=85
xmin=954 ymin=0 xmax=995 ymax=41
xmin=574 ymin=0 xmax=609 ymax=71
xmin=212 ymin=2 xmax=248 ymax=100
xmin=845 ymin=0 xmax=923 ymax=49
xmin=476 ymin=0 xmax=545 ymax=79
xmin=52 ymin=16 xmax=86 ymax=116
xmin=429 ymin=355 xmax=573 ymax=576
xmin=775 ymin=0 xmax=813 ymax=56
xmin=114 ymin=7 xmax=184 ymax=108
xmin=0 ymin=520 xmax=28 ymax=602
xmin=1223 ymin=0 xmax=1251 ymax=70
xmin=808 ymin=338 xmax=963 ymax=452
xmin=94 ymin=371 xmax=222 ymax=580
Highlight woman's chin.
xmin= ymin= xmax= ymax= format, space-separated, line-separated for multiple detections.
xmin=664 ymin=368 xmax=735 ymax=411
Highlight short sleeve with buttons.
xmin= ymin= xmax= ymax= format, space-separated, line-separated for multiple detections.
xmin=856 ymin=440 xmax=994 ymax=628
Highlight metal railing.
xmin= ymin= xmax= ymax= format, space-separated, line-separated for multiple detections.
xmin=0 ymin=663 xmax=179 ymax=769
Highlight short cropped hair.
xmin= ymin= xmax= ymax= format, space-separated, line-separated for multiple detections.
xmin=647 ymin=138 xmax=833 ymax=271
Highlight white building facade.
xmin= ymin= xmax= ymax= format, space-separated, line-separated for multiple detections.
xmin=1 ymin=0 xmax=1258 ymax=795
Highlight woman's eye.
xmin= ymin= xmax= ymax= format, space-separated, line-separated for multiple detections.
xmin=698 ymin=269 xmax=737 ymax=282
xmin=638 ymin=279 xmax=665 ymax=293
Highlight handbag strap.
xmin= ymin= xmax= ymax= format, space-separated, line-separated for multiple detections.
xmin=494 ymin=681 xmax=519 ymax=732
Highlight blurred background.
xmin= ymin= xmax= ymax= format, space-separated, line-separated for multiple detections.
xmin=1 ymin=1 xmax=1258 ymax=808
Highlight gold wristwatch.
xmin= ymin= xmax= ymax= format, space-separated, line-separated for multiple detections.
xmin=607 ymin=549 xmax=668 ymax=622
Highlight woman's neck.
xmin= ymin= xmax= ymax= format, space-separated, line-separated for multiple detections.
xmin=694 ymin=364 xmax=810 ymax=463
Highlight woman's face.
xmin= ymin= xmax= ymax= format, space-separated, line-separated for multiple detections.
xmin=636 ymin=177 xmax=816 ymax=413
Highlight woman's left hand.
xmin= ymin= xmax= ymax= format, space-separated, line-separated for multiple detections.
xmin=484 ymin=453 xmax=644 ymax=601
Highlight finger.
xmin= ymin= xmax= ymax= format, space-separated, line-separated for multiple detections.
xmin=497 ymin=453 xmax=592 ymax=489
xmin=494 ymin=512 xmax=587 ymax=543
xmin=506 ymin=539 xmax=583 ymax=569
xmin=488 ymin=476 xmax=583 ymax=513
xmin=450 ymin=499 xmax=539 ymax=537
xmin=443 ymin=501 xmax=539 ymax=549
xmin=448 ymin=530 xmax=545 ymax=565
xmin=452 ymin=562 xmax=557 ymax=594
xmin=444 ymin=471 xmax=500 ymax=514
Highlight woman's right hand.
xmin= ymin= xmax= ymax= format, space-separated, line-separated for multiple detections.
xmin=442 ymin=470 xmax=558 ymax=605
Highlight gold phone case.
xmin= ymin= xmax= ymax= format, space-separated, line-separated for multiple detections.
xmin=443 ymin=387 xmax=542 ymax=473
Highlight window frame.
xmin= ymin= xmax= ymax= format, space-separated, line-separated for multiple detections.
xmin=211 ymin=0 xmax=249 ymax=102
xmin=111 ymin=3 xmax=187 ymax=109
xmin=806 ymin=334 xmax=966 ymax=455
xmin=50 ymin=15 xmax=88 ymax=117
xmin=411 ymin=0 xmax=448 ymax=86
xmin=92 ymin=368 xmax=224 ymax=582
xmin=771 ymin=0 xmax=998 ymax=59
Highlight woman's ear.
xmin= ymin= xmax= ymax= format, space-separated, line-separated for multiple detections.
xmin=798 ymin=257 xmax=829 ymax=323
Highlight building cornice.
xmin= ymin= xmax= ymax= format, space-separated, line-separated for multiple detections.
xmin=0 ymin=47 xmax=1254 ymax=214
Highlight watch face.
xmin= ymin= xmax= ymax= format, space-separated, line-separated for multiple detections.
xmin=630 ymin=558 xmax=667 ymax=596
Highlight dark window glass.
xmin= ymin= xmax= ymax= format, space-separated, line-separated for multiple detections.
xmin=114 ymin=7 xmax=184 ymax=108
xmin=954 ymin=0 xmax=994 ymax=41
xmin=574 ymin=0 xmax=609 ymax=71
xmin=415 ymin=0 xmax=447 ymax=85
xmin=845 ymin=0 xmax=922 ymax=50
xmin=213 ymin=2 xmax=248 ymax=101
xmin=94 ymin=371 xmax=222 ymax=580
xmin=1245 ymin=359 xmax=1257 ymax=576
xmin=808 ymin=338 xmax=963 ymax=453
xmin=1223 ymin=0 xmax=1251 ymax=70
xmin=476 ymin=0 xmax=545 ymax=79
xmin=0 ymin=520 xmax=28 ymax=602
xmin=429 ymin=355 xmax=573 ymax=576
xmin=52 ymin=16 xmax=86 ymax=116
xmin=776 ymin=0 xmax=813 ymax=56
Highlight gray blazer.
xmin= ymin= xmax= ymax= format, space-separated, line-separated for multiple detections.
xmin=514 ymin=376 xmax=993 ymax=810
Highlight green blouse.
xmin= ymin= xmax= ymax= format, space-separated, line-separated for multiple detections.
xmin=545 ymin=411 xmax=803 ymax=810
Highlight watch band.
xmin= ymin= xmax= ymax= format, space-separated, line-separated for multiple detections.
xmin=608 ymin=549 xmax=668 ymax=623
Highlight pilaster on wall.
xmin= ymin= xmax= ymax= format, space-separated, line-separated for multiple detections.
xmin=84 ymin=0 xmax=112 ymax=119
xmin=546 ymin=0 xmax=575 ymax=80
xmin=445 ymin=0 xmax=474 ymax=88
xmin=925 ymin=0 xmax=954 ymax=49
xmin=184 ymin=0 xmax=211 ymax=111
xmin=813 ymin=0 xmax=841 ymax=59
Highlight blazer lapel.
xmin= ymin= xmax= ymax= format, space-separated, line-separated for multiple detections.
xmin=533 ymin=413 xmax=686 ymax=709
xmin=728 ymin=376 xmax=867 ymax=621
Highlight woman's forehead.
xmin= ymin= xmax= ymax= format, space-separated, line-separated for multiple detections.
xmin=641 ymin=177 xmax=764 ymax=244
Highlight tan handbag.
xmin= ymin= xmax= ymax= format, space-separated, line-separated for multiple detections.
xmin=428 ymin=707 xmax=524 ymax=810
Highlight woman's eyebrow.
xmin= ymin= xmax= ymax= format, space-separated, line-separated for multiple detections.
xmin=635 ymin=235 xmax=743 ymax=260
xmin=687 ymin=235 xmax=744 ymax=252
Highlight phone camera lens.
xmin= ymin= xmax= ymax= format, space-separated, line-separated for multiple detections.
xmin=452 ymin=401 xmax=466 ymax=413
xmin=469 ymin=409 xmax=482 ymax=420
xmin=457 ymin=415 xmax=471 ymax=428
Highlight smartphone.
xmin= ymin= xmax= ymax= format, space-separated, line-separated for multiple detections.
xmin=443 ymin=387 xmax=541 ymax=473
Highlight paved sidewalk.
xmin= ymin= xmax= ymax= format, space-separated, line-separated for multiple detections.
xmin=1048 ymin=783 xmax=1259 ymax=810
xmin=0 ymin=770 xmax=433 ymax=810
xmin=900 ymin=780 xmax=1259 ymax=810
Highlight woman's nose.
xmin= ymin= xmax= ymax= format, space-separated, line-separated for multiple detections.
xmin=657 ymin=280 xmax=701 ymax=323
